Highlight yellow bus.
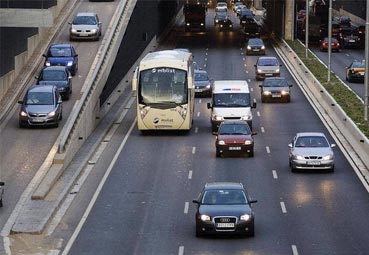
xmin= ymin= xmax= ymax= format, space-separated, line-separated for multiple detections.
xmin=132 ymin=50 xmax=195 ymax=133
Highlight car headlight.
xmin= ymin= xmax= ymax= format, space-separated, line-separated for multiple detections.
xmin=212 ymin=115 xmax=223 ymax=121
xmin=218 ymin=140 xmax=225 ymax=145
xmin=201 ymin=23 xmax=204 ymax=26
xmin=48 ymin=111 xmax=56 ymax=117
xmin=241 ymin=115 xmax=251 ymax=120
xmin=67 ymin=61 xmax=73 ymax=67
xmin=220 ymin=24 xmax=223 ymax=27
xmin=91 ymin=29 xmax=97 ymax=34
xmin=257 ymin=68 xmax=262 ymax=73
xmin=71 ymin=29 xmax=77 ymax=33
xmin=322 ymin=155 xmax=333 ymax=160
xmin=281 ymin=90 xmax=289 ymax=95
xmin=215 ymin=19 xmax=219 ymax=23
xmin=229 ymin=24 xmax=233 ymax=27
xmin=261 ymin=46 xmax=265 ymax=50
xmin=295 ymin=155 xmax=305 ymax=160
xmin=263 ymin=91 xmax=272 ymax=95
xmin=200 ymin=214 xmax=211 ymax=221
xmin=247 ymin=46 xmax=251 ymax=50
xmin=276 ymin=68 xmax=280 ymax=73
xmin=20 ymin=111 xmax=27 ymax=117
xmin=240 ymin=214 xmax=251 ymax=221
xmin=45 ymin=61 xmax=51 ymax=67
xmin=206 ymin=84 xmax=211 ymax=89
xmin=186 ymin=23 xmax=190 ymax=26
xmin=245 ymin=140 xmax=252 ymax=145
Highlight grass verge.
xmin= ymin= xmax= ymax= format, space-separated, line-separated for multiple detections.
xmin=286 ymin=40 xmax=369 ymax=138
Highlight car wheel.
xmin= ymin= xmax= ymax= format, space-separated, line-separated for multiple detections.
xmin=216 ymin=148 xmax=221 ymax=157
xmin=0 ymin=199 xmax=3 ymax=208
xmin=291 ymin=165 xmax=296 ymax=173
xmin=196 ymin=226 xmax=204 ymax=237
xmin=248 ymin=149 xmax=254 ymax=157
xmin=330 ymin=165 xmax=335 ymax=173
xmin=54 ymin=122 xmax=59 ymax=128
xmin=286 ymin=96 xmax=291 ymax=103
xmin=19 ymin=121 xmax=25 ymax=128
xmin=261 ymin=96 xmax=266 ymax=103
xmin=59 ymin=111 xmax=63 ymax=120
xmin=348 ymin=75 xmax=353 ymax=83
xmin=248 ymin=226 xmax=255 ymax=237
xmin=64 ymin=94 xmax=70 ymax=101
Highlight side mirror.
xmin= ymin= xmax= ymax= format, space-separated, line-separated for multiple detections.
xmin=207 ymin=102 xmax=212 ymax=109
xmin=18 ymin=100 xmax=23 ymax=104
xmin=99 ymin=22 xmax=102 ymax=25
xmin=254 ymin=64 xmax=257 ymax=67
xmin=331 ymin=144 xmax=336 ymax=148
xmin=192 ymin=199 xmax=200 ymax=204
xmin=252 ymin=102 xmax=256 ymax=108
xmin=258 ymin=85 xmax=262 ymax=88
xmin=251 ymin=132 xmax=257 ymax=136
xmin=68 ymin=22 xmax=72 ymax=25
xmin=249 ymin=199 xmax=257 ymax=204
xmin=74 ymin=54 xmax=78 ymax=57
xmin=288 ymin=143 xmax=293 ymax=148
xmin=289 ymin=84 xmax=293 ymax=87
xmin=42 ymin=54 xmax=47 ymax=58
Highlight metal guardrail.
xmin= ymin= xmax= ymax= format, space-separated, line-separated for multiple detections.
xmin=57 ymin=0 xmax=129 ymax=153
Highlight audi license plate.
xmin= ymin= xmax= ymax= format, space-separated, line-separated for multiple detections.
xmin=349 ymin=39 xmax=355 ymax=42
xmin=272 ymin=94 xmax=281 ymax=97
xmin=216 ymin=223 xmax=234 ymax=228
xmin=195 ymin=89 xmax=202 ymax=92
xmin=307 ymin=161 xmax=321 ymax=165
xmin=32 ymin=118 xmax=45 ymax=123
xmin=252 ymin=49 xmax=260 ymax=51
xmin=229 ymin=147 xmax=241 ymax=150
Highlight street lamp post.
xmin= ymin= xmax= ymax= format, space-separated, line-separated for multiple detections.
xmin=327 ymin=0 xmax=333 ymax=82
xmin=365 ymin=0 xmax=369 ymax=121
xmin=305 ymin=0 xmax=309 ymax=58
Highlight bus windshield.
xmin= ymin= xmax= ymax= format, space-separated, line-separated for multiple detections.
xmin=138 ymin=68 xmax=188 ymax=105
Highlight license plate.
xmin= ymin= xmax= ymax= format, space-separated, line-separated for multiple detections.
xmin=79 ymin=33 xmax=89 ymax=37
xmin=216 ymin=223 xmax=234 ymax=228
xmin=252 ymin=49 xmax=260 ymax=51
xmin=307 ymin=161 xmax=321 ymax=165
xmin=349 ymin=39 xmax=355 ymax=42
xmin=359 ymin=72 xmax=365 ymax=76
xmin=229 ymin=147 xmax=241 ymax=150
xmin=32 ymin=118 xmax=45 ymax=123
xmin=195 ymin=89 xmax=203 ymax=92
xmin=272 ymin=94 xmax=281 ymax=97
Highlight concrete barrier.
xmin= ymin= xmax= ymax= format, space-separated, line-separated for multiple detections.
xmin=274 ymin=39 xmax=369 ymax=183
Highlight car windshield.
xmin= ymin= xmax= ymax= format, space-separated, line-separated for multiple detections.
xmin=352 ymin=62 xmax=365 ymax=68
xmin=202 ymin=189 xmax=247 ymax=205
xmin=219 ymin=124 xmax=250 ymax=135
xmin=42 ymin=70 xmax=67 ymax=81
xmin=49 ymin=47 xmax=72 ymax=57
xmin=263 ymin=78 xmax=288 ymax=87
xmin=295 ymin=136 xmax=329 ymax=148
xmin=73 ymin=15 xmax=97 ymax=25
xmin=216 ymin=13 xmax=227 ymax=18
xmin=258 ymin=58 xmax=279 ymax=66
xmin=26 ymin=92 xmax=54 ymax=105
xmin=213 ymin=93 xmax=250 ymax=107
xmin=194 ymin=72 xmax=208 ymax=81
xmin=248 ymin=39 xmax=262 ymax=45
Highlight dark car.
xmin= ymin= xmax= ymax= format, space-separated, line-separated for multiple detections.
xmin=338 ymin=16 xmax=351 ymax=27
xmin=18 ymin=85 xmax=63 ymax=128
xmin=331 ymin=21 xmax=341 ymax=38
xmin=254 ymin=56 xmax=281 ymax=80
xmin=259 ymin=77 xmax=292 ymax=103
xmin=214 ymin=12 xmax=228 ymax=26
xmin=239 ymin=9 xmax=254 ymax=25
xmin=319 ymin=37 xmax=340 ymax=52
xmin=242 ymin=20 xmax=261 ymax=39
xmin=339 ymin=27 xmax=360 ymax=49
xmin=245 ymin=38 xmax=265 ymax=55
xmin=215 ymin=120 xmax=257 ymax=157
xmin=194 ymin=70 xmax=212 ymax=97
xmin=219 ymin=18 xmax=233 ymax=31
xmin=43 ymin=44 xmax=78 ymax=75
xmin=356 ymin=25 xmax=365 ymax=48
xmin=346 ymin=60 xmax=365 ymax=83
xmin=193 ymin=182 xmax=257 ymax=237
xmin=36 ymin=66 xmax=72 ymax=100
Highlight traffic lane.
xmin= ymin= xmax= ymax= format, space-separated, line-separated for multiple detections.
xmin=0 ymin=0 xmax=119 ymax=230
xmin=311 ymin=46 xmax=365 ymax=99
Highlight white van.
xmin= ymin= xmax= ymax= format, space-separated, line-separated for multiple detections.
xmin=207 ymin=80 xmax=256 ymax=132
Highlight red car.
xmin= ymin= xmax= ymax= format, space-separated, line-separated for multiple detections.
xmin=319 ymin=37 xmax=340 ymax=52
xmin=215 ymin=120 xmax=257 ymax=157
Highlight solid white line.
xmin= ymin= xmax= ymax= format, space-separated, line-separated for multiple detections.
xmin=292 ymin=245 xmax=299 ymax=255
xmin=257 ymin=111 xmax=260 ymax=117
xmin=61 ymin=118 xmax=137 ymax=255
xmin=266 ymin=146 xmax=270 ymax=154
xmin=261 ymin=126 xmax=265 ymax=133
xmin=272 ymin=170 xmax=278 ymax=179
xmin=184 ymin=202 xmax=189 ymax=214
xmin=345 ymin=53 xmax=350 ymax=57
xmin=188 ymin=170 xmax=193 ymax=179
xmin=192 ymin=147 xmax=196 ymax=154
xmin=195 ymin=127 xmax=198 ymax=134
xmin=199 ymin=99 xmax=202 ymax=104
xmin=178 ymin=246 xmax=184 ymax=255
xmin=197 ymin=112 xmax=200 ymax=117
xmin=280 ymin=201 xmax=287 ymax=213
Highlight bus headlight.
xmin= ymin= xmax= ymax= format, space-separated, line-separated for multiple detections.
xmin=179 ymin=107 xmax=187 ymax=120
xmin=139 ymin=106 xmax=150 ymax=119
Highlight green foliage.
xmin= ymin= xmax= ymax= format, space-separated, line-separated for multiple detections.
xmin=286 ymin=40 xmax=369 ymax=137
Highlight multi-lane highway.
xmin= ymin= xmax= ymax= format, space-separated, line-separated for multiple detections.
xmin=0 ymin=0 xmax=119 ymax=234
xmin=12 ymin=8 xmax=368 ymax=255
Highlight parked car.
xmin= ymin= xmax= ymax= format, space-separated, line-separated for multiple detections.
xmin=346 ymin=60 xmax=365 ymax=83
xmin=288 ymin=132 xmax=335 ymax=172
xmin=192 ymin=182 xmax=257 ymax=237
xmin=215 ymin=120 xmax=256 ymax=157
xmin=35 ymin=66 xmax=72 ymax=100
xmin=69 ymin=12 xmax=102 ymax=41
xmin=319 ymin=37 xmax=340 ymax=52
xmin=194 ymin=70 xmax=212 ymax=97
xmin=18 ymin=85 xmax=63 ymax=128
xmin=259 ymin=77 xmax=292 ymax=103
xmin=254 ymin=56 xmax=282 ymax=80
xmin=245 ymin=38 xmax=265 ymax=55
xmin=43 ymin=44 xmax=78 ymax=75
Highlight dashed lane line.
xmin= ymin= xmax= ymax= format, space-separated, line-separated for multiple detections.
xmin=197 ymin=112 xmax=200 ymax=117
xmin=257 ymin=111 xmax=260 ymax=117
xmin=261 ymin=126 xmax=265 ymax=133
xmin=266 ymin=146 xmax=270 ymax=154
xmin=179 ymin=246 xmax=184 ymax=255
xmin=292 ymin=245 xmax=299 ymax=255
xmin=188 ymin=170 xmax=193 ymax=179
xmin=184 ymin=202 xmax=189 ymax=214
xmin=192 ymin=147 xmax=196 ymax=154
xmin=272 ymin=170 xmax=278 ymax=179
xmin=280 ymin=201 xmax=287 ymax=213
xmin=195 ymin=127 xmax=198 ymax=134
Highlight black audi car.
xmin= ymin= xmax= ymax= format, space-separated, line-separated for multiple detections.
xmin=193 ymin=182 xmax=257 ymax=237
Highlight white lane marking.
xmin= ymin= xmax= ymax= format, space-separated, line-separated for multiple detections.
xmin=250 ymin=88 xmax=254 ymax=92
xmin=197 ymin=112 xmax=200 ymax=117
xmin=243 ymin=58 xmax=245 ymax=61
xmin=204 ymin=58 xmax=207 ymax=62
xmin=246 ymin=70 xmax=249 ymax=74
xmin=61 ymin=119 xmax=137 ymax=255
xmin=266 ymin=146 xmax=270 ymax=154
xmin=280 ymin=201 xmax=287 ymax=213
xmin=253 ymin=98 xmax=257 ymax=103
xmin=3 ymin=236 xmax=11 ymax=255
xmin=199 ymin=99 xmax=202 ymax=103
xmin=184 ymin=202 xmax=189 ymax=214
xmin=204 ymin=64 xmax=207 ymax=68
xmin=292 ymin=245 xmax=299 ymax=255
xmin=345 ymin=53 xmax=350 ymax=57
xmin=188 ymin=170 xmax=193 ymax=179
xmin=240 ymin=48 xmax=243 ymax=50
xmin=192 ymin=147 xmax=196 ymax=154
xmin=272 ymin=170 xmax=278 ymax=179
xmin=205 ymin=52 xmax=208 ymax=55
xmin=244 ymin=63 xmax=247 ymax=67
xmin=248 ymin=79 xmax=251 ymax=83
xmin=257 ymin=111 xmax=260 ymax=117
xmin=195 ymin=127 xmax=198 ymax=134
xmin=261 ymin=126 xmax=265 ymax=133
xmin=179 ymin=246 xmax=184 ymax=255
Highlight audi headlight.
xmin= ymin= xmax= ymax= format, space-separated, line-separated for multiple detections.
xmin=240 ymin=214 xmax=251 ymax=221
xmin=257 ymin=69 xmax=262 ymax=73
xmin=45 ymin=61 xmax=51 ymax=67
xmin=263 ymin=91 xmax=272 ymax=95
xmin=322 ymin=155 xmax=333 ymax=160
xmin=48 ymin=111 xmax=56 ymax=117
xmin=218 ymin=140 xmax=225 ymax=145
xmin=71 ymin=29 xmax=77 ymax=33
xmin=295 ymin=155 xmax=304 ymax=160
xmin=178 ymin=107 xmax=188 ymax=120
xmin=200 ymin=214 xmax=211 ymax=221
xmin=67 ymin=61 xmax=73 ymax=67
xmin=245 ymin=140 xmax=252 ymax=145
xmin=20 ymin=111 xmax=27 ymax=117
xmin=261 ymin=45 xmax=265 ymax=50
xmin=276 ymin=68 xmax=280 ymax=73
xmin=247 ymin=46 xmax=252 ymax=50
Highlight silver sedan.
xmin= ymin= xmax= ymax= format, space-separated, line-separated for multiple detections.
xmin=288 ymin=132 xmax=335 ymax=172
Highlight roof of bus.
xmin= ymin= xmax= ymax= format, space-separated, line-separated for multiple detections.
xmin=212 ymin=80 xmax=250 ymax=93
xmin=140 ymin=50 xmax=192 ymax=70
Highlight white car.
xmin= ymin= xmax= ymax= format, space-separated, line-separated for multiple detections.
xmin=288 ymin=132 xmax=335 ymax=172
xmin=69 ymin=12 xmax=102 ymax=41
xmin=215 ymin=2 xmax=227 ymax=12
